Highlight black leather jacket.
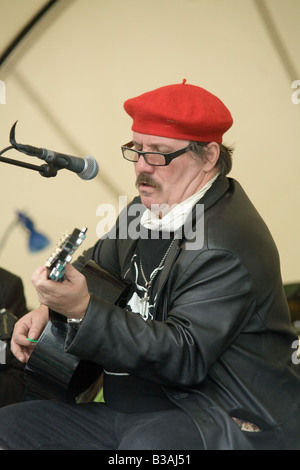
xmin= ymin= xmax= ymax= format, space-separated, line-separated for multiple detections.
xmin=68 ymin=176 xmax=300 ymax=449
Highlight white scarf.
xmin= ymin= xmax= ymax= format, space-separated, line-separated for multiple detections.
xmin=140 ymin=173 xmax=219 ymax=232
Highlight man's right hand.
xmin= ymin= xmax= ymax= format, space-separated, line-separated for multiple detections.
xmin=11 ymin=305 xmax=49 ymax=363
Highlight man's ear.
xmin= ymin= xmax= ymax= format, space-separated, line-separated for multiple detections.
xmin=203 ymin=142 xmax=220 ymax=171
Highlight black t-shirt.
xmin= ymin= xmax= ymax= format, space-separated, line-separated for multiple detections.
xmin=103 ymin=229 xmax=177 ymax=413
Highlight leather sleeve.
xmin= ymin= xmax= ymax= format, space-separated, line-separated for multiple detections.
xmin=65 ymin=249 xmax=255 ymax=387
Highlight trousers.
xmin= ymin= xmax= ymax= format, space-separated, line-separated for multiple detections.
xmin=0 ymin=399 xmax=201 ymax=450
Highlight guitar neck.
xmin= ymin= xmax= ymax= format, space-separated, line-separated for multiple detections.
xmin=46 ymin=227 xmax=87 ymax=282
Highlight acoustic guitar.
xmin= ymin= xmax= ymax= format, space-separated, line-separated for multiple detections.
xmin=24 ymin=227 xmax=129 ymax=403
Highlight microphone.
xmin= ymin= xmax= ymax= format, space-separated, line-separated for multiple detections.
xmin=9 ymin=122 xmax=99 ymax=180
xmin=35 ymin=148 xmax=98 ymax=181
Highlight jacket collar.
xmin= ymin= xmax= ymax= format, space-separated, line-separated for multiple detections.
xmin=117 ymin=176 xmax=231 ymax=276
xmin=198 ymin=175 xmax=230 ymax=212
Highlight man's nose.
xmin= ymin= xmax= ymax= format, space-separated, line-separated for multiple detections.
xmin=135 ymin=155 xmax=155 ymax=172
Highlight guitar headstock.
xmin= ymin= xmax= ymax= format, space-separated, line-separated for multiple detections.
xmin=45 ymin=227 xmax=87 ymax=281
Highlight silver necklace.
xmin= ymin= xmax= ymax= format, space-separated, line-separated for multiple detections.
xmin=139 ymin=238 xmax=175 ymax=318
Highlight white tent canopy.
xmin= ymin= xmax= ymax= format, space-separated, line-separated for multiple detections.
xmin=0 ymin=0 xmax=299 ymax=307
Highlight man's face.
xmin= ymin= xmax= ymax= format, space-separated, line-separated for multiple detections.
xmin=133 ymin=132 xmax=207 ymax=210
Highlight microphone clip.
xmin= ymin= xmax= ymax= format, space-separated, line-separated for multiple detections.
xmin=6 ymin=121 xmax=60 ymax=177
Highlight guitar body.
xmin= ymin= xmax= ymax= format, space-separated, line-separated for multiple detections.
xmin=24 ymin=229 xmax=130 ymax=403
xmin=24 ymin=316 xmax=102 ymax=403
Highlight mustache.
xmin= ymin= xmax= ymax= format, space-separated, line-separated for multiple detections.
xmin=135 ymin=173 xmax=161 ymax=191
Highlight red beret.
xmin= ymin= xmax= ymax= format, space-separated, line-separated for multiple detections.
xmin=123 ymin=79 xmax=233 ymax=143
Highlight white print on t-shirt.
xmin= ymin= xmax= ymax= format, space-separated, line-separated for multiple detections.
xmin=126 ymin=254 xmax=160 ymax=321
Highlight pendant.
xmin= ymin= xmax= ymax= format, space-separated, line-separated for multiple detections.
xmin=140 ymin=290 xmax=150 ymax=318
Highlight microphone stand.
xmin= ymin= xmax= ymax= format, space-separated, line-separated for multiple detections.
xmin=0 ymin=146 xmax=59 ymax=177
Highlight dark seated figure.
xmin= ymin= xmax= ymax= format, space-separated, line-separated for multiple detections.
xmin=0 ymin=268 xmax=28 ymax=406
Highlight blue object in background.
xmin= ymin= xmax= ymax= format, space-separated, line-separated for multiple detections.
xmin=16 ymin=211 xmax=50 ymax=252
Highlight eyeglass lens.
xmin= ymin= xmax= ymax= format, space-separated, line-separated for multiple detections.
xmin=123 ymin=148 xmax=166 ymax=166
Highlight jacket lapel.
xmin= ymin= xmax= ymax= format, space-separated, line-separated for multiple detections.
xmin=153 ymin=176 xmax=231 ymax=317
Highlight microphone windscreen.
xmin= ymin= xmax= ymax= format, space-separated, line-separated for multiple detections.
xmin=78 ymin=156 xmax=99 ymax=180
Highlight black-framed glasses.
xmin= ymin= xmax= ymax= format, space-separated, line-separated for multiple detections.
xmin=121 ymin=141 xmax=190 ymax=166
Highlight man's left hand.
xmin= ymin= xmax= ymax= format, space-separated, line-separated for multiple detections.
xmin=31 ymin=264 xmax=90 ymax=320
